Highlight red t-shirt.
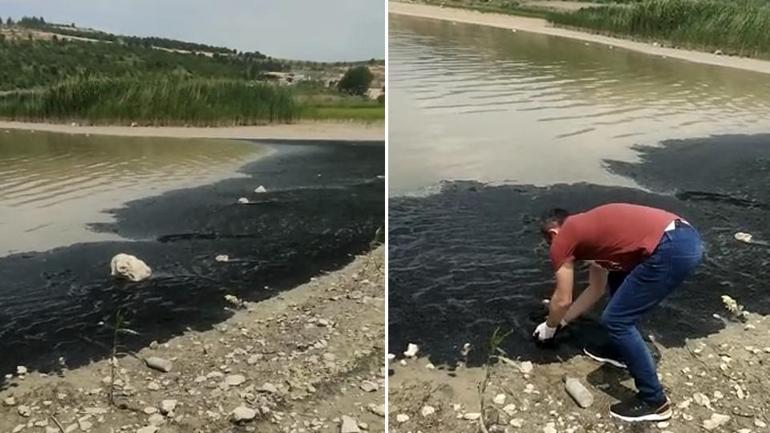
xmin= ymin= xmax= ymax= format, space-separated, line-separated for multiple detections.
xmin=549 ymin=203 xmax=679 ymax=272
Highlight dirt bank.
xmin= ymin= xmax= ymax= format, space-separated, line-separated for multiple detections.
xmin=390 ymin=311 xmax=770 ymax=433
xmin=389 ymin=2 xmax=770 ymax=75
xmin=0 ymin=247 xmax=385 ymax=433
xmin=0 ymin=121 xmax=384 ymax=141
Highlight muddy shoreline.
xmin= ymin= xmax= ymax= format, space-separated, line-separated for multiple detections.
xmin=0 ymin=120 xmax=384 ymax=141
xmin=389 ymin=2 xmax=770 ymax=75
xmin=0 ymin=139 xmax=384 ymax=384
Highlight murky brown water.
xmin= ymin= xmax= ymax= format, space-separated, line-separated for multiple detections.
xmin=0 ymin=130 xmax=264 ymax=255
xmin=389 ymin=15 xmax=770 ymax=195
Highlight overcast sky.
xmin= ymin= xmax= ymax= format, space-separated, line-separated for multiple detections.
xmin=0 ymin=0 xmax=385 ymax=61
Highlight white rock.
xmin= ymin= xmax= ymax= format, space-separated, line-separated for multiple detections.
xmin=387 ymin=353 xmax=396 ymax=361
xmin=4 ymin=396 xmax=16 ymax=406
xmin=339 ymin=415 xmax=360 ymax=433
xmin=145 ymin=357 xmax=172 ymax=372
xmin=225 ymin=374 xmax=246 ymax=387
xmin=519 ymin=361 xmax=533 ymax=374
xmin=657 ymin=421 xmax=670 ymax=428
xmin=258 ymin=383 xmax=279 ymax=394
xmin=12 ymin=425 xmax=24 ymax=433
xmin=231 ymin=406 xmax=257 ymax=422
xmin=693 ymin=392 xmax=710 ymax=407
xmin=110 ymin=253 xmax=152 ymax=282
xmin=148 ymin=414 xmax=165 ymax=426
xmin=160 ymin=400 xmax=177 ymax=415
xmin=493 ymin=394 xmax=506 ymax=405
xmin=254 ymin=185 xmax=267 ymax=193
xmin=734 ymin=232 xmax=753 ymax=243
xmin=703 ymin=413 xmax=730 ymax=430
xmin=421 ymin=405 xmax=436 ymax=417
xmin=544 ymin=422 xmax=557 ymax=433
xmin=510 ymin=418 xmax=524 ymax=428
xmin=16 ymin=366 xmax=27 ymax=375
xmin=463 ymin=413 xmax=481 ymax=420
xmin=756 ymin=419 xmax=768 ymax=428
xmin=360 ymin=380 xmax=378 ymax=392
xmin=137 ymin=427 xmax=158 ymax=433
xmin=17 ymin=405 xmax=32 ymax=417
xmin=404 ymin=343 xmax=419 ymax=358
xmin=144 ymin=407 xmax=158 ymax=415
xmin=503 ymin=404 xmax=517 ymax=416
xmin=425 ymin=363 xmax=435 ymax=369
xmin=396 ymin=413 xmax=409 ymax=423
xmin=367 ymin=403 xmax=386 ymax=417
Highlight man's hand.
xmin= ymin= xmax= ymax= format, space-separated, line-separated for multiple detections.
xmin=532 ymin=321 xmax=558 ymax=342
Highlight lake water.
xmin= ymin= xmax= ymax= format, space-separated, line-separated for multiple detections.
xmin=388 ymin=14 xmax=770 ymax=366
xmin=389 ymin=15 xmax=770 ymax=195
xmin=0 ymin=130 xmax=263 ymax=255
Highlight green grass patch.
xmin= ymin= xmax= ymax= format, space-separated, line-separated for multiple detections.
xmin=412 ymin=0 xmax=550 ymax=18
xmin=0 ymin=76 xmax=300 ymax=125
xmin=546 ymin=0 xmax=770 ymax=59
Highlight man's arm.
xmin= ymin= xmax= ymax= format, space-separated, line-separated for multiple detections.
xmin=562 ymin=263 xmax=608 ymax=324
xmin=545 ymin=261 xmax=575 ymax=327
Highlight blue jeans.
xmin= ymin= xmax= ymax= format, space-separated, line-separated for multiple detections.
xmin=602 ymin=221 xmax=703 ymax=404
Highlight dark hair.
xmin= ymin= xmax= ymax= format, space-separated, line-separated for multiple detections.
xmin=540 ymin=208 xmax=570 ymax=236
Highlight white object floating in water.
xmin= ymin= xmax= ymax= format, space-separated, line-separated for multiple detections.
xmin=215 ymin=254 xmax=230 ymax=263
xmin=404 ymin=343 xmax=419 ymax=358
xmin=110 ymin=253 xmax=152 ymax=282
xmin=735 ymin=232 xmax=753 ymax=243
xmin=237 ymin=197 xmax=249 ymax=204
xmin=254 ymin=185 xmax=267 ymax=193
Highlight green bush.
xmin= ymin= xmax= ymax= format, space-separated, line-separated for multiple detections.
xmin=337 ymin=66 xmax=374 ymax=96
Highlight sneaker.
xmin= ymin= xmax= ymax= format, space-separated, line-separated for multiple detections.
xmin=610 ymin=396 xmax=672 ymax=422
xmin=583 ymin=344 xmax=627 ymax=369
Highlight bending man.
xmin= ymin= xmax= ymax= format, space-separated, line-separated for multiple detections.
xmin=532 ymin=203 xmax=703 ymax=422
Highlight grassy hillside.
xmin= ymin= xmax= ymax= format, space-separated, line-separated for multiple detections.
xmin=0 ymin=17 xmax=384 ymax=124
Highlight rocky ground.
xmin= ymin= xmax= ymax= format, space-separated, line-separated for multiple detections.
xmin=389 ymin=311 xmax=770 ymax=433
xmin=0 ymin=247 xmax=385 ymax=433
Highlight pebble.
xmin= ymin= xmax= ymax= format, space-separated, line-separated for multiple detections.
xmin=367 ymin=403 xmax=386 ymax=417
xmin=3 ymin=396 xmax=16 ymax=406
xmin=160 ymin=400 xmax=177 ymax=415
xmin=148 ymin=414 xmax=165 ymax=426
xmin=360 ymin=380 xmax=378 ymax=392
xmin=503 ymin=404 xmax=517 ymax=416
xmin=145 ymin=357 xmax=173 ymax=373
xmin=136 ymin=427 xmax=158 ymax=433
xmin=756 ymin=419 xmax=768 ymax=428
xmin=17 ymin=405 xmax=31 ymax=417
xmin=340 ymin=415 xmax=361 ymax=433
xmin=225 ymin=374 xmax=246 ymax=387
xmin=703 ymin=413 xmax=730 ymax=430
xmin=510 ymin=418 xmax=524 ymax=428
xmin=144 ymin=407 xmax=158 ymax=415
xmin=258 ymin=383 xmax=279 ymax=394
xmin=519 ymin=361 xmax=533 ymax=374
xmin=657 ymin=421 xmax=670 ymax=428
xmin=544 ymin=422 xmax=557 ymax=433
xmin=421 ymin=405 xmax=436 ymax=417
xmin=147 ymin=382 xmax=161 ymax=391
xmin=493 ymin=394 xmax=506 ymax=405
xmin=463 ymin=413 xmax=481 ymax=420
xmin=396 ymin=413 xmax=409 ymax=423
xmin=231 ymin=406 xmax=258 ymax=423
xmin=16 ymin=366 xmax=27 ymax=375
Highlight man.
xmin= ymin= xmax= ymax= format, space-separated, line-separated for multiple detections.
xmin=532 ymin=203 xmax=703 ymax=422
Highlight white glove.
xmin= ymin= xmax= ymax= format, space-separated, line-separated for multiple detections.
xmin=533 ymin=321 xmax=558 ymax=342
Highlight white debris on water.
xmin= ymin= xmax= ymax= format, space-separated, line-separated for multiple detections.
xmin=215 ymin=254 xmax=230 ymax=262
xmin=254 ymin=185 xmax=267 ymax=193
xmin=237 ymin=197 xmax=250 ymax=204
xmin=110 ymin=253 xmax=152 ymax=282
xmin=734 ymin=232 xmax=753 ymax=243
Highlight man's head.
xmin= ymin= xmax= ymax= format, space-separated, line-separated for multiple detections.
xmin=540 ymin=208 xmax=570 ymax=244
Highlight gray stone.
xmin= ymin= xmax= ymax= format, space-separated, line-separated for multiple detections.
xmin=231 ymin=406 xmax=258 ymax=423
xmin=225 ymin=374 xmax=246 ymax=387
xmin=340 ymin=415 xmax=360 ymax=433
xmin=145 ymin=357 xmax=172 ymax=373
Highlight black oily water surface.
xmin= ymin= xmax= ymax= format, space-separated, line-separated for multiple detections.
xmin=389 ymin=134 xmax=770 ymax=368
xmin=0 ymin=140 xmax=384 ymax=385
